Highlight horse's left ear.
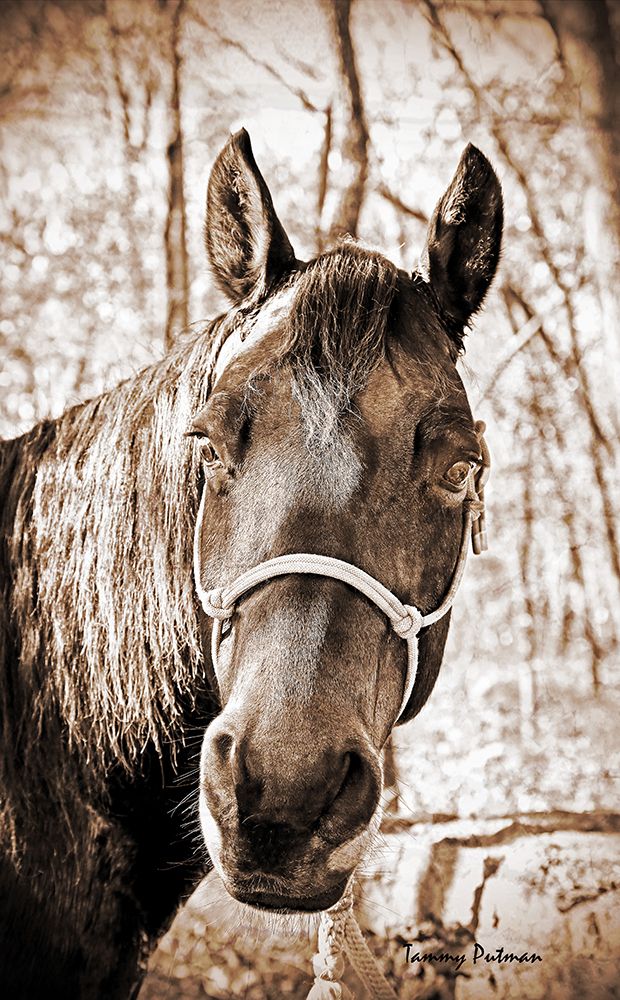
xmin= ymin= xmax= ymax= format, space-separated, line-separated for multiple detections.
xmin=205 ymin=128 xmax=296 ymax=304
xmin=420 ymin=144 xmax=503 ymax=341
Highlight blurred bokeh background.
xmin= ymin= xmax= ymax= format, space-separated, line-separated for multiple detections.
xmin=1 ymin=1 xmax=619 ymax=997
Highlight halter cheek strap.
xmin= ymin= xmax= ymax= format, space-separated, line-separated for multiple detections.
xmin=193 ymin=455 xmax=487 ymax=723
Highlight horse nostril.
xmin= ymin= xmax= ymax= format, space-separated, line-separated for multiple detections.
xmin=318 ymin=748 xmax=380 ymax=846
xmin=212 ymin=731 xmax=235 ymax=767
xmin=327 ymin=751 xmax=354 ymax=808
xmin=329 ymin=751 xmax=362 ymax=809
xmin=204 ymin=720 xmax=381 ymax=851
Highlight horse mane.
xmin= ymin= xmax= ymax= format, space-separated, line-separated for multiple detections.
xmin=0 ymin=324 xmax=223 ymax=805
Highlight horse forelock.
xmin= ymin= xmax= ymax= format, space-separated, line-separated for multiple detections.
xmin=264 ymin=243 xmax=399 ymax=444
xmin=288 ymin=244 xmax=397 ymax=373
xmin=214 ymin=243 xmax=454 ymax=451
xmin=264 ymin=243 xmax=461 ymax=448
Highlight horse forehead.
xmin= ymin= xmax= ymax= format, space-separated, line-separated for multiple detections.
xmin=359 ymin=344 xmax=469 ymax=429
xmin=239 ymin=428 xmax=362 ymax=510
xmin=213 ymin=286 xmax=297 ymax=386
xmin=355 ymin=358 xmax=424 ymax=433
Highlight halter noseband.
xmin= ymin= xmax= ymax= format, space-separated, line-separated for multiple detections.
xmin=193 ymin=433 xmax=489 ymax=723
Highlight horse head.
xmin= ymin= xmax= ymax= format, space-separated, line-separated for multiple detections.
xmin=192 ymin=130 xmax=502 ymax=912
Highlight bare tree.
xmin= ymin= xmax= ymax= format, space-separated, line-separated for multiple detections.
xmin=163 ymin=0 xmax=189 ymax=351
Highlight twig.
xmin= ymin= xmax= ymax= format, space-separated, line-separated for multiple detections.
xmin=476 ymin=312 xmax=543 ymax=404
xmin=164 ymin=0 xmax=189 ymax=350
xmin=316 ymin=104 xmax=332 ymax=252
xmin=193 ymin=15 xmax=321 ymax=114
xmin=107 ymin=15 xmax=132 ymax=150
xmin=382 ymin=809 xmax=620 ymax=837
xmin=104 ymin=1 xmax=147 ymax=318
xmin=522 ymin=333 xmax=607 ymax=690
xmin=378 ymin=184 xmax=428 ymax=224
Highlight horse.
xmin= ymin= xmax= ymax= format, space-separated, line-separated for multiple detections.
xmin=0 ymin=128 xmax=502 ymax=998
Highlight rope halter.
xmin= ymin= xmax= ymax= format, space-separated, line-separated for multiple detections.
xmin=193 ymin=445 xmax=487 ymax=724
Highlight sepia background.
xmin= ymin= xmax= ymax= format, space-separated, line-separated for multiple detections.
xmin=1 ymin=0 xmax=619 ymax=997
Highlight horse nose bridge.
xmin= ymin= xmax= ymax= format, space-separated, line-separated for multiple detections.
xmin=235 ymin=569 xmax=388 ymax=664
xmin=223 ymin=573 xmax=355 ymax=689
xmin=252 ymin=570 xmax=347 ymax=623
xmin=217 ymin=569 xmax=407 ymax=739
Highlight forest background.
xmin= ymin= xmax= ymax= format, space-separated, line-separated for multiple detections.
xmin=1 ymin=1 xmax=618 ymax=997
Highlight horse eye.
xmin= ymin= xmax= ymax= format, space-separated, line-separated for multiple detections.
xmin=443 ymin=460 xmax=473 ymax=490
xmin=199 ymin=438 xmax=221 ymax=467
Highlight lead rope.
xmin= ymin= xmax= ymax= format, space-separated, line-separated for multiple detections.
xmin=308 ymin=880 xmax=399 ymax=999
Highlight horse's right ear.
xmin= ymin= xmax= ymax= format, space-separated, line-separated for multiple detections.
xmin=205 ymin=129 xmax=296 ymax=304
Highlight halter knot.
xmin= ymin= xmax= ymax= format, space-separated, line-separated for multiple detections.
xmin=201 ymin=588 xmax=234 ymax=620
xmin=464 ymin=496 xmax=484 ymax=519
xmin=392 ymin=604 xmax=424 ymax=639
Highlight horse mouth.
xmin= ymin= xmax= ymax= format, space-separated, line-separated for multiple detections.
xmin=231 ymin=882 xmax=347 ymax=913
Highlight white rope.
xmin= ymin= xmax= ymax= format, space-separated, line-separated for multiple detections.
xmin=307 ymin=880 xmax=399 ymax=999
xmin=307 ymin=883 xmax=354 ymax=1000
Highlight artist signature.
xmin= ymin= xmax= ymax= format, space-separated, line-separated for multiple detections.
xmin=403 ymin=942 xmax=543 ymax=971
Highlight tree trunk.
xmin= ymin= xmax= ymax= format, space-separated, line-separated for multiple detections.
xmin=326 ymin=0 xmax=369 ymax=241
xmin=542 ymin=0 xmax=620 ymax=375
xmin=163 ymin=0 xmax=188 ymax=352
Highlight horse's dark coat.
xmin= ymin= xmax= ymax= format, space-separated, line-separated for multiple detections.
xmin=0 ymin=129 xmax=502 ymax=997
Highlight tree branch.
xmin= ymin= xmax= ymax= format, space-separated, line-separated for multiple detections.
xmin=423 ymin=0 xmax=613 ymax=453
xmin=195 ymin=17 xmax=321 ymax=114
xmin=378 ymin=183 xmax=428 ymax=224
xmin=316 ymin=103 xmax=332 ymax=251
xmin=495 ymin=285 xmax=620 ymax=591
xmin=423 ymin=0 xmax=619 ymax=593
xmin=476 ymin=311 xmax=544 ymax=404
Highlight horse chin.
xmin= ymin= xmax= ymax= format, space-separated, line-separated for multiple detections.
xmin=200 ymin=795 xmax=351 ymax=913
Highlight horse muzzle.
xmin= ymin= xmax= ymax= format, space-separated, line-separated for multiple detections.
xmin=199 ymin=714 xmax=383 ymax=911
